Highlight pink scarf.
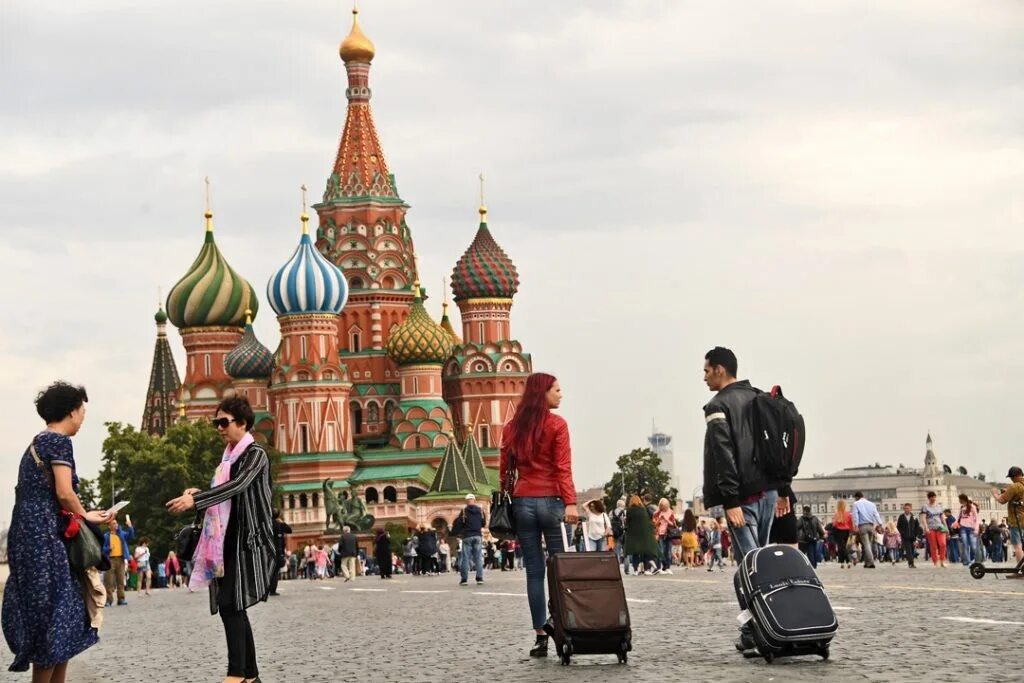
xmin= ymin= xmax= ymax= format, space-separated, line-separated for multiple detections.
xmin=189 ymin=432 xmax=253 ymax=592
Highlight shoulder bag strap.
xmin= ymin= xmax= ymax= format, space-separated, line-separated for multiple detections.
xmin=30 ymin=444 xmax=55 ymax=488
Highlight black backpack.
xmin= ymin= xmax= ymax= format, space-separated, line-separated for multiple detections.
xmin=751 ymin=385 xmax=805 ymax=484
xmin=611 ymin=510 xmax=624 ymax=539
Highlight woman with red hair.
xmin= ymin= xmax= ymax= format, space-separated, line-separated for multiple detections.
xmin=500 ymin=373 xmax=577 ymax=658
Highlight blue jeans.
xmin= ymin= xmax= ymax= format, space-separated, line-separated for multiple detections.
xmin=659 ymin=537 xmax=673 ymax=569
xmin=727 ymin=490 xmax=779 ymax=561
xmin=513 ymin=497 xmax=566 ymax=630
xmin=947 ymin=535 xmax=960 ymax=564
xmin=960 ymin=529 xmax=977 ymax=565
xmin=460 ymin=536 xmax=484 ymax=582
xmin=589 ymin=536 xmax=608 ymax=552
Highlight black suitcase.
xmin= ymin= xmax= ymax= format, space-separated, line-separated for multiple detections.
xmin=734 ymin=544 xmax=837 ymax=663
xmin=545 ymin=524 xmax=631 ymax=665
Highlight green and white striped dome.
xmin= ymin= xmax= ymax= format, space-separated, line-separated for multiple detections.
xmin=166 ymin=211 xmax=259 ymax=328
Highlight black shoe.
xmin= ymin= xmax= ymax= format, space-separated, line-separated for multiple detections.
xmin=268 ymin=592 xmax=280 ymax=596
xmin=529 ymin=635 xmax=549 ymax=657
xmin=476 ymin=579 xmax=484 ymax=585
xmin=459 ymin=580 xmax=468 ymax=586
xmin=734 ymin=626 xmax=757 ymax=653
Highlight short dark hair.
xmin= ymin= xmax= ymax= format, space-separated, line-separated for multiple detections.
xmin=273 ymin=509 xmax=281 ymax=520
xmin=802 ymin=506 xmax=811 ymax=514
xmin=853 ymin=491 xmax=863 ymax=499
xmin=704 ymin=347 xmax=738 ymax=377
xmin=35 ymin=382 xmax=88 ymax=423
xmin=216 ymin=395 xmax=255 ymax=431
xmin=903 ymin=502 xmax=912 ymax=507
xmin=927 ymin=491 xmax=936 ymax=498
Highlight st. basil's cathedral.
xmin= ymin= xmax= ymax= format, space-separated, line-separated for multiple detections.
xmin=141 ymin=9 xmax=532 ymax=547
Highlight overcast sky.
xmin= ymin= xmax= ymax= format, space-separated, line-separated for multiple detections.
xmin=1 ymin=0 xmax=1021 ymax=521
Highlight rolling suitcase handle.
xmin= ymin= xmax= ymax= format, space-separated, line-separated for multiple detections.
xmin=559 ymin=521 xmax=576 ymax=553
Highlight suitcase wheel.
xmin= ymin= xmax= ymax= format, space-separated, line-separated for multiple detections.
xmin=820 ymin=645 xmax=830 ymax=661
xmin=763 ymin=652 xmax=775 ymax=664
xmin=616 ymin=651 xmax=628 ymax=664
xmin=560 ymin=640 xmax=573 ymax=666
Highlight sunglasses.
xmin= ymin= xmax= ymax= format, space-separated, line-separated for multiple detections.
xmin=212 ymin=417 xmax=239 ymax=429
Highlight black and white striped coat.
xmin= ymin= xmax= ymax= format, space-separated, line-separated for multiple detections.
xmin=192 ymin=441 xmax=276 ymax=615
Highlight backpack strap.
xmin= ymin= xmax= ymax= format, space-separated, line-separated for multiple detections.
xmin=29 ymin=444 xmax=54 ymax=488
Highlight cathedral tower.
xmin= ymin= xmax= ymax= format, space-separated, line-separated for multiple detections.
xmin=141 ymin=305 xmax=182 ymax=436
xmin=166 ymin=204 xmax=259 ymax=420
xmin=313 ymin=8 xmax=418 ymax=443
xmin=445 ymin=200 xmax=531 ymax=448
xmin=267 ymin=207 xmax=354 ymax=455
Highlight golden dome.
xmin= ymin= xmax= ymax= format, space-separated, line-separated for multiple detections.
xmin=339 ymin=9 xmax=375 ymax=63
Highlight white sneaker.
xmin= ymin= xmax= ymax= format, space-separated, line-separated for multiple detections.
xmin=651 ymin=568 xmax=662 ymax=575
xmin=663 ymin=568 xmax=673 ymax=575
xmin=638 ymin=570 xmax=647 ymax=576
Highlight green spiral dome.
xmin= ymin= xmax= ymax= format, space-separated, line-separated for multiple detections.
xmin=386 ymin=286 xmax=453 ymax=365
xmin=166 ymin=213 xmax=259 ymax=328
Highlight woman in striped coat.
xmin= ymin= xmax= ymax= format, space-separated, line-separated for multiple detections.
xmin=167 ymin=396 xmax=275 ymax=683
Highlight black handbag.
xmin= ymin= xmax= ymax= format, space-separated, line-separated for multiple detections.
xmin=488 ymin=452 xmax=517 ymax=541
xmin=176 ymin=511 xmax=204 ymax=561
xmin=29 ymin=444 xmax=102 ymax=572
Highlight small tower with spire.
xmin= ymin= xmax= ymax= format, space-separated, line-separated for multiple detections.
xmin=384 ymin=281 xmax=455 ymax=450
xmin=165 ymin=180 xmax=260 ymax=420
xmin=141 ymin=303 xmax=182 ymax=436
xmin=923 ymin=432 xmax=943 ymax=482
xmin=267 ymin=189 xmax=354 ymax=456
xmin=444 ymin=181 xmax=532 ymax=447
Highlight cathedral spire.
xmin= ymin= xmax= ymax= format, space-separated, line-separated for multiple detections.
xmin=322 ymin=7 xmax=399 ymax=204
xmin=142 ymin=303 xmax=182 ymax=436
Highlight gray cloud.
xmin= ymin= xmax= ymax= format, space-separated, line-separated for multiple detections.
xmin=0 ymin=0 xmax=1021 ymax=519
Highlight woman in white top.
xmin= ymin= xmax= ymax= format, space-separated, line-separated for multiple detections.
xmin=583 ymin=500 xmax=612 ymax=551
xmin=134 ymin=537 xmax=152 ymax=595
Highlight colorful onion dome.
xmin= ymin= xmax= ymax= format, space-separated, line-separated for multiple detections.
xmin=440 ymin=300 xmax=462 ymax=345
xmin=154 ymin=305 xmax=168 ymax=324
xmin=386 ymin=283 xmax=454 ymax=365
xmin=267 ymin=212 xmax=348 ymax=317
xmin=339 ymin=8 xmax=375 ymax=63
xmin=166 ymin=210 xmax=260 ymax=328
xmin=451 ymin=206 xmax=519 ymax=301
xmin=225 ymin=310 xmax=274 ymax=380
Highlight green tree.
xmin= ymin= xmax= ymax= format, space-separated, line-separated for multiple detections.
xmin=77 ymin=477 xmax=100 ymax=511
xmin=602 ymin=447 xmax=678 ymax=512
xmin=386 ymin=522 xmax=409 ymax=557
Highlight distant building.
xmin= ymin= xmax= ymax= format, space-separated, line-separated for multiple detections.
xmin=695 ymin=434 xmax=1001 ymax=525
xmin=648 ymin=424 xmax=677 ymax=492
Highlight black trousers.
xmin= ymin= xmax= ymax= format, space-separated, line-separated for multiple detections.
xmin=219 ymin=518 xmax=258 ymax=679
xmin=902 ymin=538 xmax=916 ymax=566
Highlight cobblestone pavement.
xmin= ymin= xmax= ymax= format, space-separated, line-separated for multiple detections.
xmin=3 ymin=559 xmax=1019 ymax=682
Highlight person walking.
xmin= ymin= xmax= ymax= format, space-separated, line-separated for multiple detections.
xmin=499 ymin=373 xmax=578 ymax=657
xmin=706 ymin=520 xmax=725 ymax=571
xmin=653 ymin=499 xmax=677 ymax=573
xmin=166 ymin=395 xmax=275 ymax=683
xmin=268 ymin=509 xmax=292 ymax=596
xmin=611 ymin=498 xmax=628 ymax=572
xmin=852 ymin=491 xmax=883 ymax=569
xmin=103 ymin=516 xmax=136 ymax=605
xmin=338 ymin=526 xmax=358 ymax=582
xmin=2 ymin=381 xmax=110 ymax=679
xmin=583 ymin=500 xmax=613 ymax=552
xmin=134 ymin=537 xmax=153 ymax=595
xmin=797 ymin=506 xmax=826 ymax=569
xmin=166 ymin=550 xmax=182 ymax=588
xmin=920 ymin=491 xmax=948 ymax=568
xmin=832 ymin=500 xmax=854 ymax=569
xmin=701 ymin=347 xmax=788 ymax=561
xmin=458 ymin=494 xmax=486 ymax=586
xmin=943 ymin=509 xmax=960 ymax=564
xmin=374 ymin=529 xmax=393 ymax=580
xmin=901 ymin=505 xmax=925 ymax=569
xmin=419 ymin=526 xmax=439 ymax=575
xmin=883 ymin=523 xmax=901 ymax=564
xmin=403 ymin=535 xmax=417 ymax=576
xmin=438 ymin=537 xmax=450 ymax=573
xmin=624 ymin=495 xmax=659 ymax=575
xmin=680 ymin=509 xmax=699 ymax=570
xmin=957 ymin=494 xmax=980 ymax=566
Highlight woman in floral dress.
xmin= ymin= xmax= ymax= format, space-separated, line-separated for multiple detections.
xmin=3 ymin=382 xmax=109 ymax=680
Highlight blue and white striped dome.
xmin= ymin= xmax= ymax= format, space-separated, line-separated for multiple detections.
xmin=267 ymin=215 xmax=348 ymax=316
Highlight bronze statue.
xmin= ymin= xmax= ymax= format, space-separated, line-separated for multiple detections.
xmin=323 ymin=479 xmax=375 ymax=532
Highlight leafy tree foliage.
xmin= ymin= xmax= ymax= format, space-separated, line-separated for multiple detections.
xmin=77 ymin=477 xmax=100 ymax=511
xmin=385 ymin=522 xmax=409 ymax=557
xmin=602 ymin=447 xmax=678 ymax=512
xmin=97 ymin=420 xmax=281 ymax=559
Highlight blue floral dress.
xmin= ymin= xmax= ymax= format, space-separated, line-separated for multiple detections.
xmin=2 ymin=431 xmax=98 ymax=671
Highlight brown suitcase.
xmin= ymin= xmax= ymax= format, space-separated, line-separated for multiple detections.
xmin=545 ymin=524 xmax=632 ymax=665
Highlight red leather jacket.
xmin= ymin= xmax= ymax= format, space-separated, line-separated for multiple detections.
xmin=500 ymin=413 xmax=576 ymax=504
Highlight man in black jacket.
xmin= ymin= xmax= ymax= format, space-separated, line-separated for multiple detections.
xmin=338 ymin=525 xmax=359 ymax=582
xmin=896 ymin=502 xmax=922 ymax=568
xmin=702 ymin=347 xmax=789 ymax=561
xmin=702 ymin=347 xmax=790 ymax=655
xmin=269 ymin=509 xmax=292 ymax=596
